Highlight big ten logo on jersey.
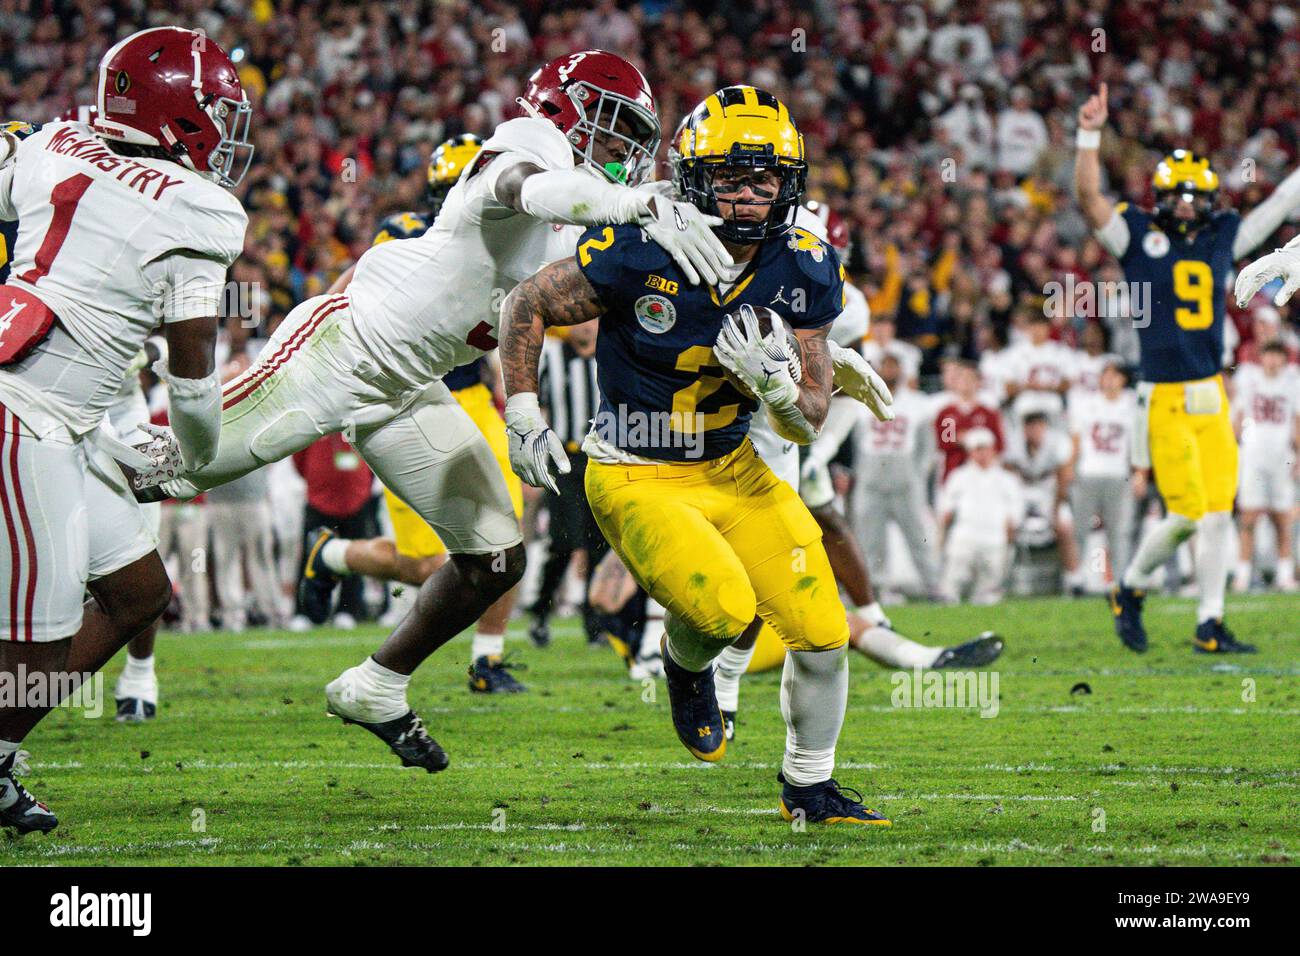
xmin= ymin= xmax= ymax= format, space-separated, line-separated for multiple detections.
xmin=645 ymin=274 xmax=678 ymax=295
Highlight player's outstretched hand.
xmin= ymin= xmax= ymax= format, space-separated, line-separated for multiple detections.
xmin=1234 ymin=234 xmax=1300 ymax=308
xmin=129 ymin=422 xmax=186 ymax=490
xmin=639 ymin=196 xmax=732 ymax=287
xmin=505 ymin=393 xmax=571 ymax=495
xmin=713 ymin=304 xmax=800 ymax=406
xmin=829 ymin=341 xmax=894 ymax=421
xmin=1078 ymin=82 xmax=1108 ymax=131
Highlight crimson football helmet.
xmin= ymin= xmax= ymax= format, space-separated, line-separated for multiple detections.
xmin=517 ymin=50 xmax=659 ymax=186
xmin=93 ymin=27 xmax=253 ymax=187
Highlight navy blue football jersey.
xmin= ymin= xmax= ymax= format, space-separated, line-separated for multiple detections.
xmin=0 ymin=120 xmax=40 ymax=284
xmin=577 ymin=223 xmax=844 ymax=461
xmin=371 ymin=210 xmax=483 ymax=391
xmin=1117 ymin=204 xmax=1240 ymax=383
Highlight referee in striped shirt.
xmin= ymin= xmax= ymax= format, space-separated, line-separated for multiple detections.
xmin=527 ymin=322 xmax=607 ymax=647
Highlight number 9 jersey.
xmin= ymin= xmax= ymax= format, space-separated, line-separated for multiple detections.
xmin=1115 ymin=202 xmax=1239 ymax=384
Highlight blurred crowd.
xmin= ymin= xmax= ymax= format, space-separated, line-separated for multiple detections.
xmin=3 ymin=0 xmax=1299 ymax=626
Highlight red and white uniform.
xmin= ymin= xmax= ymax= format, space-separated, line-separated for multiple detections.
xmin=1235 ymin=364 xmax=1300 ymax=511
xmin=938 ymin=461 xmax=1024 ymax=604
xmin=1001 ymin=338 xmax=1076 ymax=422
xmin=1069 ymin=390 xmax=1135 ymax=481
xmin=0 ymin=121 xmax=245 ymax=642
xmin=166 ymin=117 xmax=582 ymax=554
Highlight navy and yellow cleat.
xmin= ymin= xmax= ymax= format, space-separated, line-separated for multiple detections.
xmin=298 ymin=527 xmax=341 ymax=625
xmin=326 ymin=704 xmax=449 ymax=773
xmin=1193 ymin=619 xmax=1257 ymax=654
xmin=467 ymin=654 xmax=528 ymax=693
xmin=115 ymin=697 xmax=157 ymax=723
xmin=1108 ymin=585 xmax=1148 ymax=653
xmin=660 ymin=637 xmax=726 ymax=762
xmin=0 ymin=751 xmax=58 ymax=834
xmin=777 ymin=772 xmax=891 ymax=827
xmin=932 ymin=632 xmax=1004 ymax=668
xmin=720 ymin=709 xmax=736 ymax=742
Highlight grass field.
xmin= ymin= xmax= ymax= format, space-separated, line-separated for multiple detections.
xmin=3 ymin=593 xmax=1298 ymax=866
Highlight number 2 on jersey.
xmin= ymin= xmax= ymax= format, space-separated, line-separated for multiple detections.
xmin=17 ymin=173 xmax=93 ymax=285
xmin=671 ymin=345 xmax=739 ymax=434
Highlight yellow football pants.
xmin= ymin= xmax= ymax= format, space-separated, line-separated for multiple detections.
xmin=385 ymin=383 xmax=524 ymax=558
xmin=585 ymin=439 xmax=848 ymax=652
xmin=1147 ymin=376 xmax=1238 ymax=521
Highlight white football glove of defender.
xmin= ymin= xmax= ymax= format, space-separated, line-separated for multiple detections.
xmin=828 ymin=340 xmax=894 ymax=422
xmin=713 ymin=304 xmax=801 ymax=406
xmin=129 ymin=422 xmax=186 ymax=491
xmin=637 ymin=191 xmax=732 ymax=287
xmin=505 ymin=392 xmax=571 ymax=495
xmin=1234 ymin=234 xmax=1300 ymax=308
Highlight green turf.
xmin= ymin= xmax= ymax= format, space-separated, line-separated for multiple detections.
xmin=3 ymin=593 xmax=1298 ymax=866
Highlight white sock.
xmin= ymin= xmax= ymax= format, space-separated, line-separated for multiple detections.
xmin=639 ymin=598 xmax=666 ymax=659
xmin=471 ymin=630 xmax=505 ymax=662
xmin=1235 ymin=559 xmax=1252 ymax=584
xmin=115 ymin=653 xmax=158 ymax=702
xmin=859 ymin=601 xmax=890 ymax=628
xmin=321 ymin=538 xmax=352 ymax=575
xmin=0 ymin=738 xmax=18 ymax=759
xmin=326 ymin=656 xmax=411 ymax=723
xmin=780 ymin=648 xmax=847 ymax=787
xmin=853 ymin=625 xmax=940 ymax=669
xmin=1196 ymin=511 xmax=1232 ymax=623
xmin=122 ymin=653 xmax=155 ymax=683
xmin=1124 ymin=513 xmax=1196 ymax=589
xmin=713 ymin=643 xmax=756 ymax=712
xmin=1277 ymin=561 xmax=1296 ymax=588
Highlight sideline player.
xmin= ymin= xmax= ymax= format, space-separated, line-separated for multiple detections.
xmin=1075 ymin=83 xmax=1300 ymax=652
xmin=501 ymin=86 xmax=892 ymax=825
xmin=135 ymin=51 xmax=732 ymax=772
xmin=0 ymin=27 xmax=250 ymax=832
xmin=298 ymin=134 xmax=529 ymax=693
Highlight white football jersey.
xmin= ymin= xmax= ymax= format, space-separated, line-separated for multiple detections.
xmin=938 ymin=461 xmax=1024 ymax=542
xmin=831 ymin=281 xmax=869 ymax=346
xmin=1069 ymin=390 xmax=1134 ymax=479
xmin=0 ymin=121 xmax=246 ymax=431
xmin=1003 ymin=339 xmax=1076 ymax=420
xmin=1236 ymin=364 xmax=1299 ymax=457
xmin=347 ymin=117 xmax=583 ymax=393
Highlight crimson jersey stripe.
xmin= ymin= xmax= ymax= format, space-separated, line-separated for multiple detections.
xmin=7 ymin=410 xmax=37 ymax=641
xmin=0 ymin=407 xmax=26 ymax=641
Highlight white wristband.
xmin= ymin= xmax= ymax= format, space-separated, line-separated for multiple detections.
xmin=1076 ymin=128 xmax=1101 ymax=150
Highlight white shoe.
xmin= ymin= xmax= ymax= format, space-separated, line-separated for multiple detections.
xmin=628 ymin=652 xmax=664 ymax=681
xmin=332 ymin=612 xmax=357 ymax=630
xmin=325 ymin=667 xmax=407 ymax=724
xmin=287 ymin=614 xmax=313 ymax=633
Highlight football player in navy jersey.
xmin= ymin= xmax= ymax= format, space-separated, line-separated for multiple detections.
xmin=300 ymin=133 xmax=530 ymax=693
xmin=500 ymin=87 xmax=891 ymax=826
xmin=1075 ymin=83 xmax=1300 ymax=654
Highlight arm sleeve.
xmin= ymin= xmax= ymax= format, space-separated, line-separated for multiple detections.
xmin=1233 ymin=166 xmax=1300 ymax=259
xmin=1094 ymin=207 xmax=1131 ymax=258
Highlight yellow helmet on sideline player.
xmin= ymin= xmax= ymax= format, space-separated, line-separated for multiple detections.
xmin=673 ymin=86 xmax=806 ymax=244
xmin=426 ymin=133 xmax=483 ymax=216
xmin=1151 ymin=148 xmax=1219 ymax=238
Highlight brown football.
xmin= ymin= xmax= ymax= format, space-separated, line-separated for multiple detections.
xmin=717 ymin=306 xmax=802 ymax=399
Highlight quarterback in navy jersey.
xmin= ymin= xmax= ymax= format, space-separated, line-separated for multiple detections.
xmin=500 ymin=86 xmax=891 ymax=827
xmin=1075 ymin=84 xmax=1300 ymax=655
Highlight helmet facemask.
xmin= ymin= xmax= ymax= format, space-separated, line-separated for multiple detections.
xmin=200 ymin=91 xmax=254 ymax=187
xmin=1153 ymin=186 xmax=1215 ymax=239
xmin=680 ymin=148 xmax=806 ymax=244
xmin=564 ymin=82 xmax=659 ymax=186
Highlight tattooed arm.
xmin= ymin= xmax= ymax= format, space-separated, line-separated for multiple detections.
xmin=764 ymin=325 xmax=832 ymax=444
xmin=499 ymin=257 xmax=605 ymax=492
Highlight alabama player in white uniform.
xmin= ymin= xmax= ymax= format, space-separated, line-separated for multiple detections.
xmin=1233 ymin=341 xmax=1300 ymax=591
xmin=138 ymin=51 xmax=734 ymax=773
xmin=0 ymin=27 xmax=250 ymax=833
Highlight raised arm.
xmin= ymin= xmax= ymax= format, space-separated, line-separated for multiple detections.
xmin=499 ymin=257 xmax=605 ymax=492
xmin=1074 ymin=84 xmax=1127 ymax=256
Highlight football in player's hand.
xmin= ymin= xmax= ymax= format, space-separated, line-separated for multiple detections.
xmin=717 ymin=305 xmax=802 ymax=399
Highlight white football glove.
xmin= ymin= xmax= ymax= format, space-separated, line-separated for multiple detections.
xmin=1234 ymin=234 xmax=1300 ymax=308
xmin=128 ymin=422 xmax=186 ymax=491
xmin=829 ymin=341 xmax=894 ymax=422
xmin=713 ymin=305 xmax=800 ymax=406
xmin=505 ymin=392 xmax=571 ymax=495
xmin=638 ymin=194 xmax=733 ymax=287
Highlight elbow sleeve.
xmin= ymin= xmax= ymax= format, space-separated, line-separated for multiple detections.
xmin=156 ymin=362 xmax=221 ymax=471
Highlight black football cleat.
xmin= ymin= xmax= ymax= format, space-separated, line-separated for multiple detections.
xmin=115 ymin=698 xmax=157 ymax=723
xmin=0 ymin=751 xmax=58 ymax=835
xmin=660 ymin=637 xmax=725 ymax=762
xmin=298 ymin=527 xmax=341 ymax=625
xmin=467 ymin=654 xmax=528 ymax=693
xmin=1109 ymin=585 xmax=1148 ymax=653
xmin=527 ymin=619 xmax=551 ymax=649
xmin=778 ymin=772 xmax=891 ymax=827
xmin=720 ymin=709 xmax=736 ymax=742
xmin=328 ymin=708 xmax=449 ymax=773
xmin=1193 ymin=619 xmax=1257 ymax=654
xmin=932 ymin=632 xmax=1004 ymax=669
